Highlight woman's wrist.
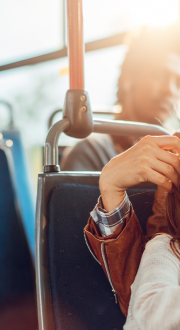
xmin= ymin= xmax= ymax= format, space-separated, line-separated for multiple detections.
xmin=99 ymin=170 xmax=126 ymax=212
xmin=100 ymin=185 xmax=126 ymax=212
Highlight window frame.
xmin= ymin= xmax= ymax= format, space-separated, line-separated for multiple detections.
xmin=0 ymin=0 xmax=126 ymax=72
xmin=1 ymin=0 xmax=179 ymax=72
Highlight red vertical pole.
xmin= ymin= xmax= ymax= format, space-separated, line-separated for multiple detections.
xmin=67 ymin=0 xmax=84 ymax=90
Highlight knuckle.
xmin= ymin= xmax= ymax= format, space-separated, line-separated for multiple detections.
xmin=141 ymin=135 xmax=155 ymax=146
xmin=159 ymin=176 xmax=167 ymax=185
xmin=141 ymin=143 xmax=152 ymax=153
xmin=141 ymin=155 xmax=151 ymax=166
xmin=171 ymin=155 xmax=179 ymax=167
xmin=166 ymin=165 xmax=174 ymax=176
xmin=138 ymin=164 xmax=147 ymax=176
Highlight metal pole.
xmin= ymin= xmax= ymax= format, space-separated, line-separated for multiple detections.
xmin=44 ymin=118 xmax=70 ymax=171
xmin=44 ymin=118 xmax=170 ymax=168
xmin=93 ymin=119 xmax=170 ymax=137
xmin=67 ymin=0 xmax=84 ymax=89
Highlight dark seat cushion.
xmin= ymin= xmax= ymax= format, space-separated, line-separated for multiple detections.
xmin=48 ymin=183 xmax=155 ymax=330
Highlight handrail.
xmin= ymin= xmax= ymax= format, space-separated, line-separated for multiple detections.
xmin=44 ymin=118 xmax=70 ymax=172
xmin=44 ymin=117 xmax=170 ymax=170
xmin=93 ymin=119 xmax=170 ymax=137
xmin=48 ymin=109 xmax=63 ymax=130
xmin=48 ymin=108 xmax=122 ymax=130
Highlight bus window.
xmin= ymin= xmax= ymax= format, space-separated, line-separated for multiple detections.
xmin=83 ymin=0 xmax=179 ymax=42
xmin=0 ymin=0 xmax=64 ymax=65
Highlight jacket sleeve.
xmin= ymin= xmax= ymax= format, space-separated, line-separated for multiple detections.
xmin=84 ymin=185 xmax=170 ymax=317
xmin=84 ymin=205 xmax=146 ymax=317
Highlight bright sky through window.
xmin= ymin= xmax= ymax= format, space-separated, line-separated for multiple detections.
xmin=0 ymin=0 xmax=63 ymax=65
xmin=0 ymin=0 xmax=179 ymax=64
xmin=134 ymin=0 xmax=179 ymax=26
xmin=83 ymin=0 xmax=179 ymax=42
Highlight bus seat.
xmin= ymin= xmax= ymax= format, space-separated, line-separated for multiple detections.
xmin=2 ymin=130 xmax=35 ymax=261
xmin=36 ymin=171 xmax=156 ymax=330
xmin=0 ymin=144 xmax=37 ymax=328
xmin=0 ymin=100 xmax=35 ymax=260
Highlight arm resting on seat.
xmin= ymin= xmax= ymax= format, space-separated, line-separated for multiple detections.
xmin=84 ymin=205 xmax=145 ymax=317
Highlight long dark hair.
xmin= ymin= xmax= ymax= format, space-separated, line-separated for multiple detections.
xmin=166 ymin=184 xmax=180 ymax=260
xmin=116 ymin=23 xmax=180 ymax=107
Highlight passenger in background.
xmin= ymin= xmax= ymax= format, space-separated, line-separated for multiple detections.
xmin=61 ymin=23 xmax=180 ymax=171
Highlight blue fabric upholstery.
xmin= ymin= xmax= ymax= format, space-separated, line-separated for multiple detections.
xmin=48 ymin=183 xmax=155 ymax=330
xmin=2 ymin=130 xmax=35 ymax=260
xmin=0 ymin=148 xmax=34 ymax=304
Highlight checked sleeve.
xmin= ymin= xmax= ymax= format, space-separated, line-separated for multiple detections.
xmin=90 ymin=192 xmax=131 ymax=237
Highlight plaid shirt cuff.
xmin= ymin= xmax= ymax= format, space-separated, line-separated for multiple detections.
xmin=90 ymin=192 xmax=130 ymax=237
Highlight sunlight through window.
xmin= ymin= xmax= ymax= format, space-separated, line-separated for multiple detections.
xmin=83 ymin=0 xmax=179 ymax=42
xmin=0 ymin=0 xmax=63 ymax=65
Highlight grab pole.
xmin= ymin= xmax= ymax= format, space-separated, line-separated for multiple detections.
xmin=67 ymin=0 xmax=84 ymax=89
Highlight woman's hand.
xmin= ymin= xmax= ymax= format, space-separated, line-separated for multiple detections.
xmin=99 ymin=135 xmax=180 ymax=212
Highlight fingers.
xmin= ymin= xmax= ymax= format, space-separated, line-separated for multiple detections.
xmin=145 ymin=167 xmax=173 ymax=192
xmin=149 ymin=158 xmax=178 ymax=186
xmin=154 ymin=148 xmax=180 ymax=176
xmin=140 ymin=136 xmax=180 ymax=187
xmin=144 ymin=135 xmax=180 ymax=155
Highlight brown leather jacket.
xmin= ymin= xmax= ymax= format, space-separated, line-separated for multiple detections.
xmin=84 ymin=186 xmax=169 ymax=317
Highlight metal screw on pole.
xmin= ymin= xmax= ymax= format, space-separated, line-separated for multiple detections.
xmin=81 ymin=106 xmax=87 ymax=112
xmin=80 ymin=95 xmax=86 ymax=102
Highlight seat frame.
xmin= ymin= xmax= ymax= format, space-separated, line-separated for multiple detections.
xmin=36 ymin=171 xmax=100 ymax=330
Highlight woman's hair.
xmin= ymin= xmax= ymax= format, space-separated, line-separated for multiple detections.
xmin=166 ymin=183 xmax=180 ymax=260
xmin=116 ymin=23 xmax=180 ymax=105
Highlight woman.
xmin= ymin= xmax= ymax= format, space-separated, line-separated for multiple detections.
xmin=84 ymin=135 xmax=180 ymax=322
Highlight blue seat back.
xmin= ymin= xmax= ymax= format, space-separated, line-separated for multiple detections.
xmin=47 ymin=182 xmax=155 ymax=330
xmin=0 ymin=146 xmax=35 ymax=303
xmin=2 ymin=130 xmax=35 ymax=260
